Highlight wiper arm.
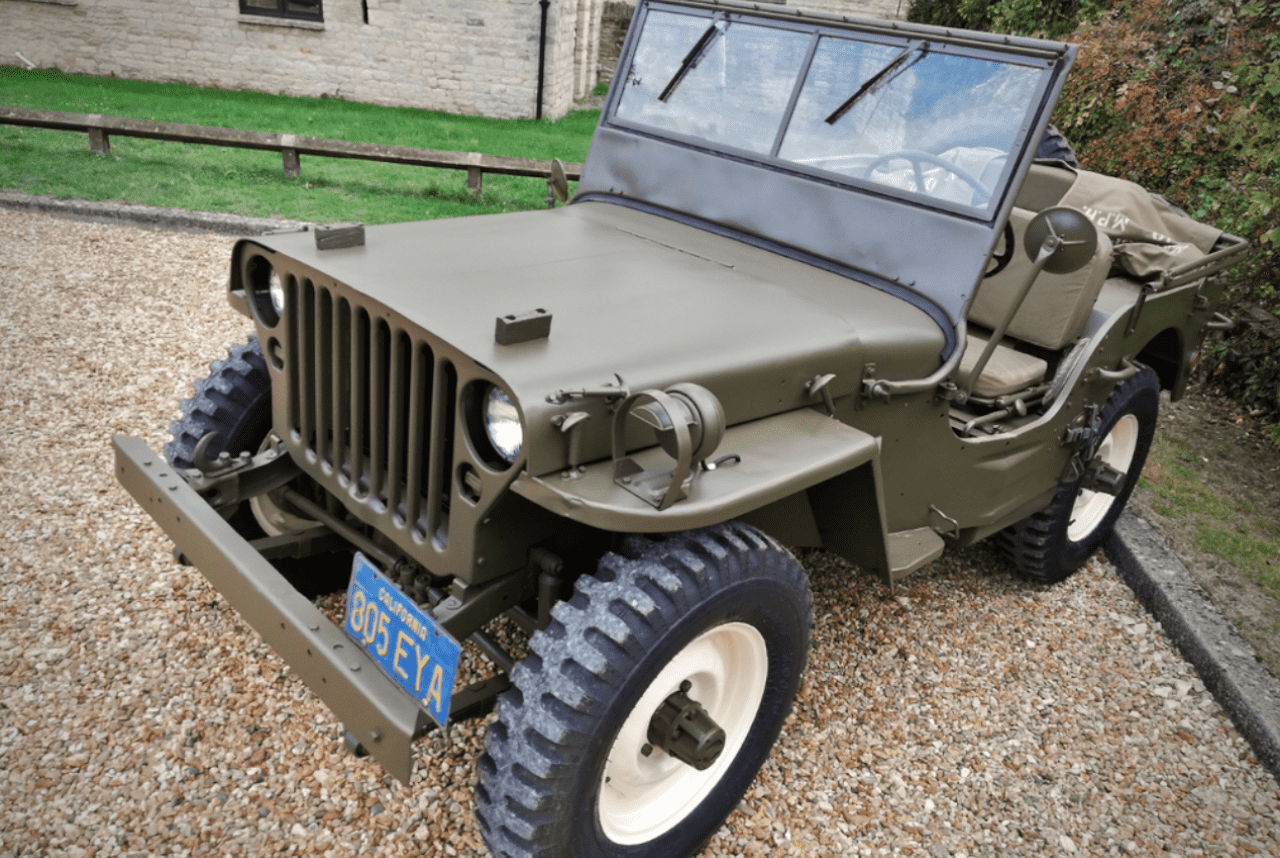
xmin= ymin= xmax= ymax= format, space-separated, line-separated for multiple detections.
xmin=659 ymin=19 xmax=727 ymax=103
xmin=824 ymin=40 xmax=928 ymax=125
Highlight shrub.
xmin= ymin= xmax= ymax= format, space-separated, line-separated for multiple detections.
xmin=1052 ymin=0 xmax=1280 ymax=425
xmin=907 ymin=0 xmax=1109 ymax=39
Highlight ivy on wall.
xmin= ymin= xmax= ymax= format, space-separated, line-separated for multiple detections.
xmin=1056 ymin=0 xmax=1279 ymax=422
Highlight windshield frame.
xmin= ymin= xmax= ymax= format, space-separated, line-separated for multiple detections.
xmin=603 ymin=1 xmax=1066 ymax=223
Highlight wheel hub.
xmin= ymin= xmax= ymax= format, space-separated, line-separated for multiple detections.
xmin=1068 ymin=412 xmax=1140 ymax=542
xmin=596 ymin=621 xmax=768 ymax=845
xmin=645 ymin=680 xmax=726 ymax=771
xmin=1080 ymin=456 xmax=1126 ymax=496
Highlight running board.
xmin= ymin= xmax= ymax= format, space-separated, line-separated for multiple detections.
xmin=887 ymin=528 xmax=946 ymax=583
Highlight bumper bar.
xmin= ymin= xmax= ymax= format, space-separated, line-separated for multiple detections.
xmin=112 ymin=435 xmax=426 ymax=783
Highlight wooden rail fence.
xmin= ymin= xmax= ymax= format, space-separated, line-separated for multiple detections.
xmin=0 ymin=106 xmax=583 ymax=198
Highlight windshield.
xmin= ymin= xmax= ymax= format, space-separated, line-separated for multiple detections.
xmin=613 ymin=8 xmax=1053 ymax=216
xmin=616 ymin=12 xmax=812 ymax=155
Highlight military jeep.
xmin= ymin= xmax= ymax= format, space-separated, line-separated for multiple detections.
xmin=113 ymin=1 xmax=1246 ymax=855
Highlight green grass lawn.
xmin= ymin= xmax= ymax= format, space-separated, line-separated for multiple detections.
xmin=1139 ymin=434 xmax=1280 ymax=604
xmin=0 ymin=68 xmax=600 ymax=224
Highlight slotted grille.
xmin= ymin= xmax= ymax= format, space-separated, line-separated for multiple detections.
xmin=285 ymin=278 xmax=456 ymax=547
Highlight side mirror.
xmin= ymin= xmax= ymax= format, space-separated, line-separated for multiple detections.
xmin=1024 ymin=206 xmax=1099 ymax=274
xmin=547 ymin=158 xmax=569 ymax=208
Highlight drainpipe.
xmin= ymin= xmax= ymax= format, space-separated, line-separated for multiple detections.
xmin=536 ymin=0 xmax=550 ymax=119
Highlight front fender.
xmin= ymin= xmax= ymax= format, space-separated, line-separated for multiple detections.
xmin=511 ymin=408 xmax=879 ymax=534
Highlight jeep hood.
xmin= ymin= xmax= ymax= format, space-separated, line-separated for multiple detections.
xmin=244 ymin=201 xmax=945 ymax=475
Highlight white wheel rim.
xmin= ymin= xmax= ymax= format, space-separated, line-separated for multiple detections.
xmin=597 ymin=621 xmax=768 ymax=845
xmin=1068 ymin=413 xmax=1139 ymax=542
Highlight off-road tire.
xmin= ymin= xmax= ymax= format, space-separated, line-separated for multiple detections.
xmin=474 ymin=521 xmax=812 ymax=858
xmin=166 ymin=336 xmax=272 ymax=472
xmin=165 ymin=338 xmax=346 ymax=593
xmin=1036 ymin=123 xmax=1079 ymax=168
xmin=1002 ymin=365 xmax=1160 ymax=583
xmin=165 ymin=336 xmax=274 ymax=540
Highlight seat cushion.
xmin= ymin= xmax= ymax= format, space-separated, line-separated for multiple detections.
xmin=960 ymin=332 xmax=1048 ymax=398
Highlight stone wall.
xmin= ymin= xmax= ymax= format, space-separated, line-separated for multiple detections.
xmin=0 ymin=0 xmax=603 ymax=119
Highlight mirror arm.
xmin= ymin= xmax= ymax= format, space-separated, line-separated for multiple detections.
xmin=959 ymin=244 xmax=1055 ymax=399
xmin=863 ymin=318 xmax=969 ymax=401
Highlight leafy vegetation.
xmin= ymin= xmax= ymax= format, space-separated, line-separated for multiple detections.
xmin=910 ymin=0 xmax=1280 ymax=439
xmin=0 ymin=68 xmax=598 ymax=224
xmin=1052 ymin=0 xmax=1280 ymax=430
xmin=908 ymin=0 xmax=1109 ymax=40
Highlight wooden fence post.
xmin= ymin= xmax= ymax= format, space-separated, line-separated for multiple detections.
xmin=281 ymin=134 xmax=301 ymax=178
xmin=87 ymin=115 xmax=110 ymax=155
xmin=466 ymin=152 xmax=483 ymax=197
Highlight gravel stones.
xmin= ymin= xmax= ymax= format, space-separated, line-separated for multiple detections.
xmin=2 ymin=209 xmax=1278 ymax=857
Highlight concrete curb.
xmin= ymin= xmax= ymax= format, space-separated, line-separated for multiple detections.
xmin=1107 ymin=509 xmax=1280 ymax=787
xmin=0 ymin=192 xmax=311 ymax=235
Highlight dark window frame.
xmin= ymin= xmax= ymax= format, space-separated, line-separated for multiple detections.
xmin=240 ymin=0 xmax=323 ymax=22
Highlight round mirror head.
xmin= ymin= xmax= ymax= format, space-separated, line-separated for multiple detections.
xmin=1024 ymin=206 xmax=1099 ymax=275
xmin=550 ymin=158 xmax=569 ymax=204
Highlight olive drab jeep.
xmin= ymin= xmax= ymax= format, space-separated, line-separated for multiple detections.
xmin=113 ymin=1 xmax=1247 ymax=856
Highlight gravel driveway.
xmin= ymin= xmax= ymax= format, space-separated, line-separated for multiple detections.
xmin=2 ymin=209 xmax=1278 ymax=858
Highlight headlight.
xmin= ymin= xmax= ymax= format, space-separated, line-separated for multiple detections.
xmin=483 ymin=386 xmax=523 ymax=463
xmin=245 ymin=254 xmax=282 ymax=327
xmin=269 ymin=269 xmax=286 ymax=315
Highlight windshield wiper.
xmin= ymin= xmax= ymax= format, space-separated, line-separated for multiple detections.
xmin=824 ymin=40 xmax=928 ymax=125
xmin=659 ymin=19 xmax=727 ymax=103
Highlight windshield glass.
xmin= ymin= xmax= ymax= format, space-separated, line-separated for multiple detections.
xmin=616 ymin=11 xmax=811 ymax=155
xmin=612 ymin=8 xmax=1053 ymax=216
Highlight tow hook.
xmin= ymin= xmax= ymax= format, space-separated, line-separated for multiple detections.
xmin=183 ymin=431 xmax=302 ymax=511
xmin=643 ymin=680 xmax=726 ymax=770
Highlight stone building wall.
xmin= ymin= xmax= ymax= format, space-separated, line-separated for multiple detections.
xmin=0 ymin=0 xmax=604 ymax=119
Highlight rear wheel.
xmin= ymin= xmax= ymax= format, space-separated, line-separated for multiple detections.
xmin=1002 ymin=365 xmax=1160 ymax=583
xmin=475 ymin=522 xmax=812 ymax=858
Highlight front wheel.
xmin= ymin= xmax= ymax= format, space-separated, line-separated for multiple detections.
xmin=164 ymin=338 xmax=345 ymax=594
xmin=1002 ymin=365 xmax=1160 ymax=583
xmin=166 ymin=336 xmax=326 ymax=538
xmin=475 ymin=522 xmax=812 ymax=858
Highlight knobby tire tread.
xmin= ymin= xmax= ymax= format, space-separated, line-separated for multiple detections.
xmin=1001 ymin=366 xmax=1159 ymax=583
xmin=475 ymin=521 xmax=811 ymax=858
xmin=164 ymin=336 xmax=271 ymax=470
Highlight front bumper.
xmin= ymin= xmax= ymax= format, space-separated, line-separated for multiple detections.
xmin=112 ymin=435 xmax=427 ymax=783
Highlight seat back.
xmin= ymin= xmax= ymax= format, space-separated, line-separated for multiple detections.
xmin=968 ymin=204 xmax=1113 ymax=352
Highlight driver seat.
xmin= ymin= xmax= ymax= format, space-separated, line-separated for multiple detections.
xmin=968 ymin=205 xmax=1114 ymax=355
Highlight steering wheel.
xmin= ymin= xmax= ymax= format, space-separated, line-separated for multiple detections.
xmin=986 ymin=221 xmax=1016 ymax=278
xmin=864 ymin=150 xmax=991 ymax=206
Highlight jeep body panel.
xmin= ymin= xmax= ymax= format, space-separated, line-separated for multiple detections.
xmin=234 ymin=201 xmax=943 ymax=584
xmin=237 ymin=202 xmax=948 ymax=450
xmin=512 ymin=407 xmax=880 ymax=530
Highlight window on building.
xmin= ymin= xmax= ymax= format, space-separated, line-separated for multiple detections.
xmin=240 ymin=0 xmax=323 ymax=22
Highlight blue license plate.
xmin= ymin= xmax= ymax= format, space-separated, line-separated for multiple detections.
xmin=344 ymin=553 xmax=461 ymax=727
